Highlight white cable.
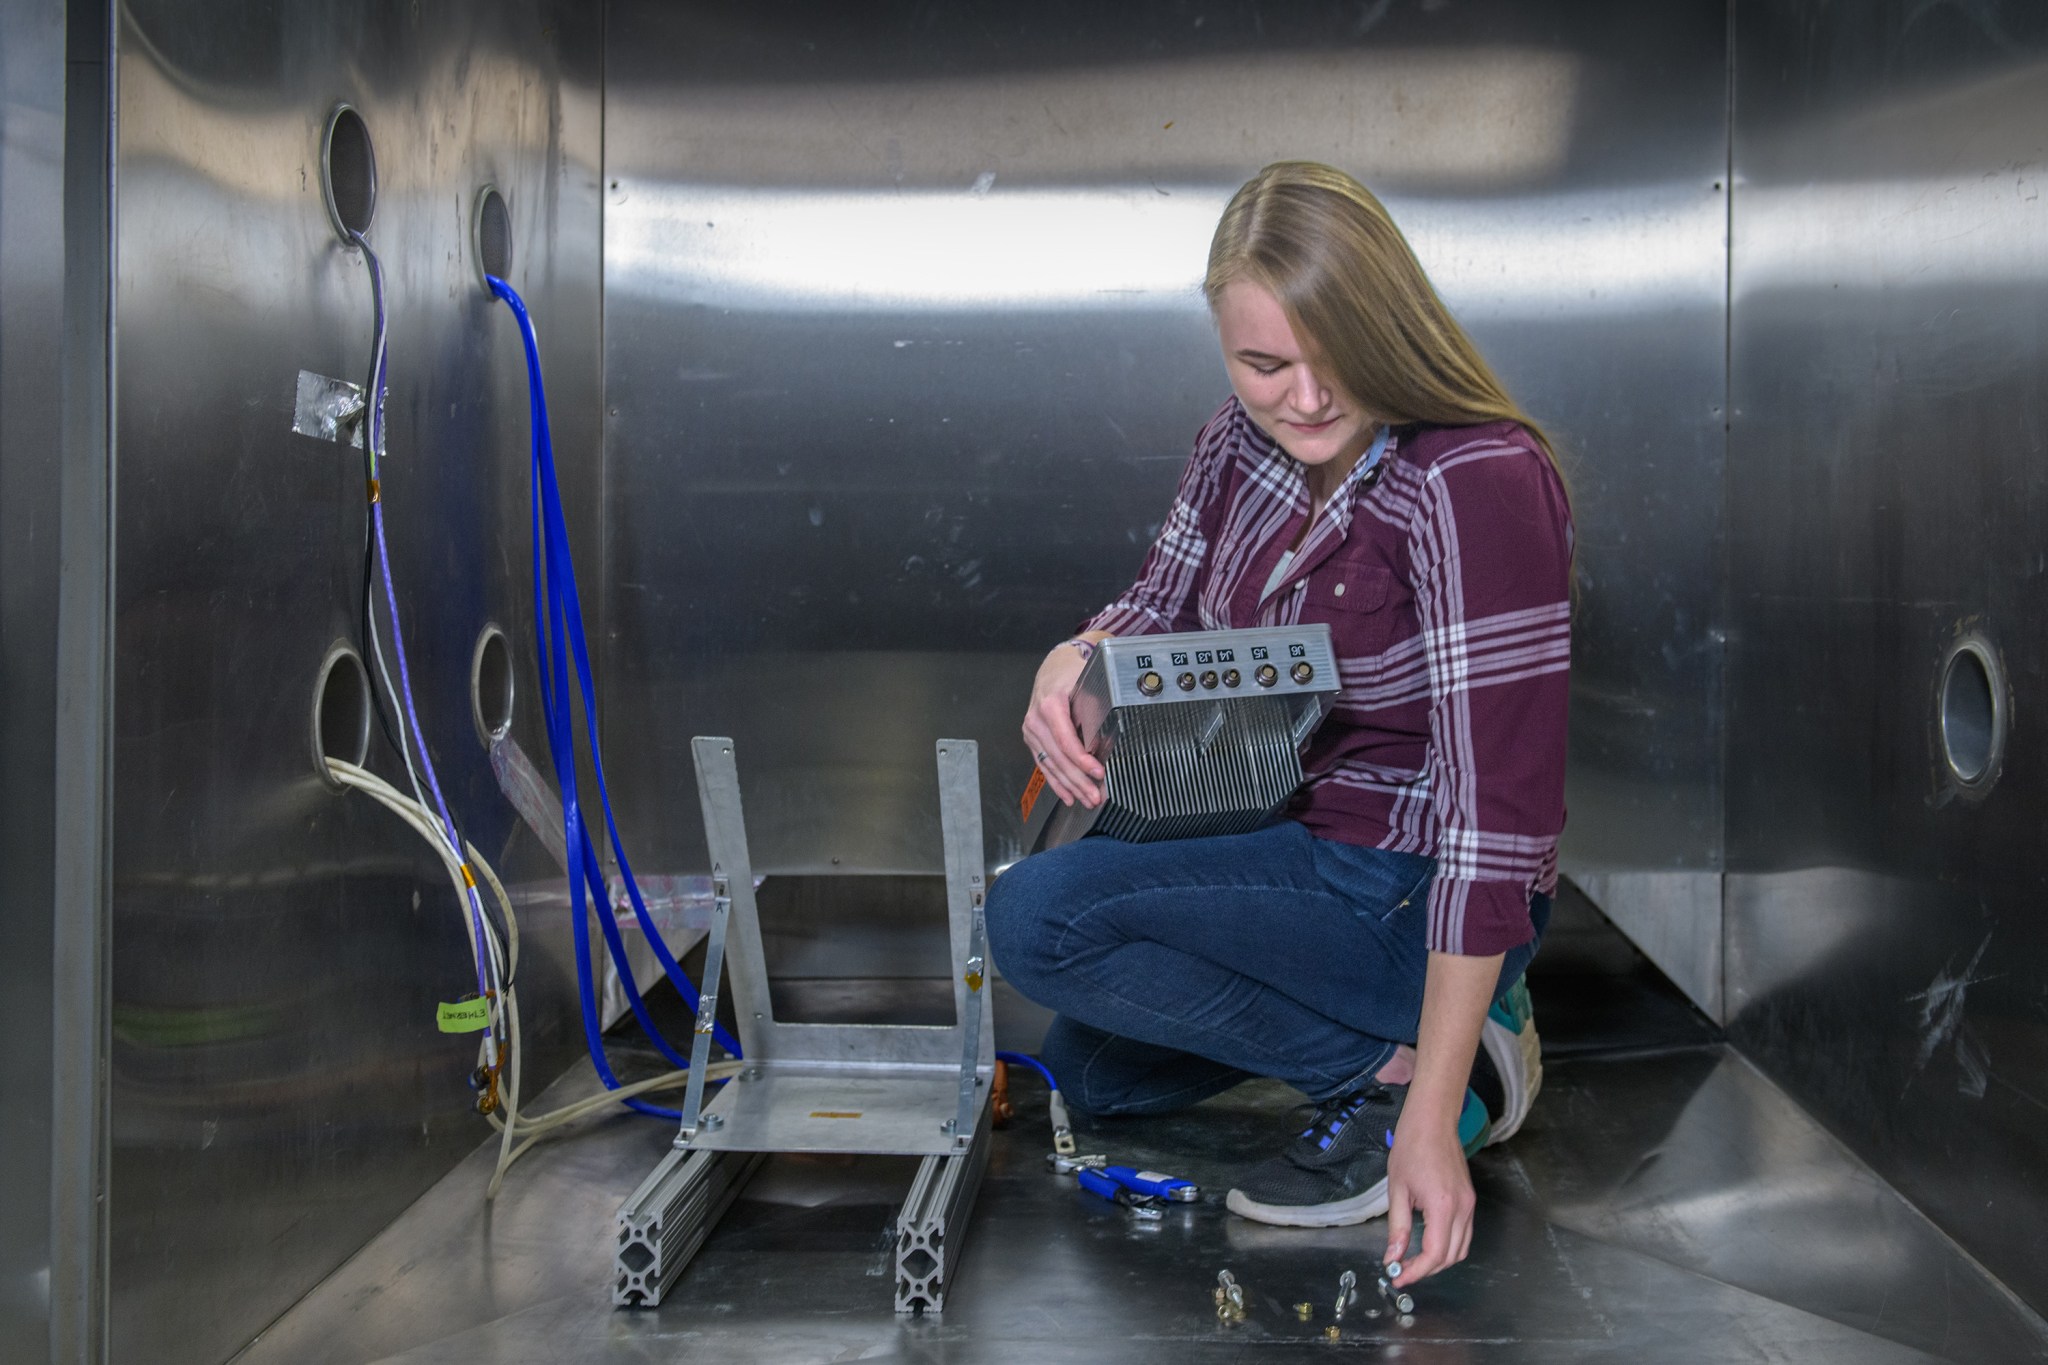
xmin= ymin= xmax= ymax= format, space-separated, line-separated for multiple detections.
xmin=324 ymin=756 xmax=736 ymax=1198
xmin=330 ymin=758 xmax=524 ymax=1182
xmin=328 ymin=760 xmax=511 ymax=991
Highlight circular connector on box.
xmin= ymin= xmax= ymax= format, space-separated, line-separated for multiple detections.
xmin=312 ymin=641 xmax=372 ymax=788
xmin=321 ymin=104 xmax=377 ymax=243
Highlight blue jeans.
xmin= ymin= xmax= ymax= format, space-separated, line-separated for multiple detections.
xmin=985 ymin=820 xmax=1547 ymax=1116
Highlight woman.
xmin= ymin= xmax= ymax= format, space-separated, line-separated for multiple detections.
xmin=984 ymin=161 xmax=1571 ymax=1289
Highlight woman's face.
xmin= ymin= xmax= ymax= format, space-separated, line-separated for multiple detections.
xmin=1214 ymin=280 xmax=1378 ymax=473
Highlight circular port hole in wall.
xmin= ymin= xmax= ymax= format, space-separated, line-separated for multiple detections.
xmin=1938 ymin=636 xmax=2006 ymax=791
xmin=471 ymin=624 xmax=514 ymax=747
xmin=322 ymin=104 xmax=377 ymax=242
xmin=475 ymin=185 xmax=513 ymax=285
xmin=313 ymin=642 xmax=372 ymax=788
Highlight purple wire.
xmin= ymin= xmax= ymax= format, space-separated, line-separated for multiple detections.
xmin=355 ymin=233 xmax=496 ymax=1026
xmin=372 ymin=506 xmax=493 ymax=999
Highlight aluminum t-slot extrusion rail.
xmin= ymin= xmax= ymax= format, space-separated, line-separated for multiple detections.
xmin=613 ymin=1146 xmax=767 ymax=1307
xmin=896 ymin=1090 xmax=994 ymax=1314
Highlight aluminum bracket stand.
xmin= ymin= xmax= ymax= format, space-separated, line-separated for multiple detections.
xmin=612 ymin=738 xmax=995 ymax=1311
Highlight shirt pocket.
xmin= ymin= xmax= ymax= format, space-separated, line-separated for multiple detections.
xmin=1305 ymin=564 xmax=1399 ymax=657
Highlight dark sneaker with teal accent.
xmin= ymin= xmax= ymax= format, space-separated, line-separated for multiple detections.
xmin=1225 ymin=1085 xmax=1405 ymax=1226
xmin=1469 ymin=977 xmax=1542 ymax=1146
xmin=1224 ymin=1085 xmax=1496 ymax=1227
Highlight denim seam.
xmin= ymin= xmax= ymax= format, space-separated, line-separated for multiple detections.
xmin=1375 ymin=866 xmax=1435 ymax=925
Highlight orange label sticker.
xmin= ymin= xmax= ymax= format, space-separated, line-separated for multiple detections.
xmin=1020 ymin=766 xmax=1047 ymax=823
xmin=808 ymin=1111 xmax=863 ymax=1120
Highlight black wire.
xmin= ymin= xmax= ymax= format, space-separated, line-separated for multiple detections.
xmin=352 ymin=235 xmax=403 ymax=758
xmin=347 ymin=231 xmax=514 ymax=987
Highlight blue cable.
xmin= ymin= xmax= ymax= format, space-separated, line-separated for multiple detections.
xmin=489 ymin=274 xmax=741 ymax=1119
xmin=498 ymin=280 xmax=739 ymax=1057
xmin=998 ymin=1050 xmax=1060 ymax=1092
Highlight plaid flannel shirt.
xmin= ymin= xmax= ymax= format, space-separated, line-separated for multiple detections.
xmin=1081 ymin=397 xmax=1572 ymax=955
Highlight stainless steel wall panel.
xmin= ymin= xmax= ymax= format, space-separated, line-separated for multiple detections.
xmin=602 ymin=3 xmax=1731 ymax=931
xmin=1726 ymin=0 xmax=2048 ymax=1311
xmin=1 ymin=3 xmax=70 ymax=1356
xmin=109 ymin=5 xmax=603 ymax=1361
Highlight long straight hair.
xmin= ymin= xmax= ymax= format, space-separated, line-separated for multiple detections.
xmin=1205 ymin=161 xmax=1567 ymax=494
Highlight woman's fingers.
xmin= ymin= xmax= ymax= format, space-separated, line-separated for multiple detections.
xmin=1403 ymin=1199 xmax=1453 ymax=1283
xmin=1021 ymin=641 xmax=1107 ymax=808
xmin=1399 ymin=1187 xmax=1475 ymax=1285
xmin=1383 ymin=1175 xmax=1414 ymax=1277
xmin=1024 ymin=701 xmax=1101 ymax=807
xmin=1384 ymin=1131 xmax=1477 ymax=1287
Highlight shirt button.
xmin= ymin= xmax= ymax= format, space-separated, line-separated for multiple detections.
xmin=1334 ymin=582 xmax=1346 ymax=597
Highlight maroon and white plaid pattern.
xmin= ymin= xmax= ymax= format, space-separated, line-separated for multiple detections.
xmin=1082 ymin=398 xmax=1572 ymax=956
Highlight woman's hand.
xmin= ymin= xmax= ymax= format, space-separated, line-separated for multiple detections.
xmin=1384 ymin=1113 xmax=1476 ymax=1286
xmin=1023 ymin=641 xmax=1105 ymax=808
xmin=1384 ymin=948 xmax=1504 ymax=1287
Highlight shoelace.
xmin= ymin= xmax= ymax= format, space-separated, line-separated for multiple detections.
xmin=1302 ymin=1089 xmax=1384 ymax=1151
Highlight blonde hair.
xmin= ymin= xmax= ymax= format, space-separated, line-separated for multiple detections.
xmin=1205 ymin=160 xmax=1566 ymax=491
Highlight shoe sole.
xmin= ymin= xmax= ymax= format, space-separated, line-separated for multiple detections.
xmin=1479 ymin=984 xmax=1543 ymax=1146
xmin=1225 ymin=1178 xmax=1389 ymax=1227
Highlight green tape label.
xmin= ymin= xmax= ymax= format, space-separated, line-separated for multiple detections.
xmin=437 ymin=998 xmax=492 ymax=1033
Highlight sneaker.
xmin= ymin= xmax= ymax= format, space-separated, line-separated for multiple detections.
xmin=1226 ymin=1086 xmax=1404 ymax=1227
xmin=1470 ymin=976 xmax=1542 ymax=1146
xmin=1227 ymin=1084 xmax=1497 ymax=1228
xmin=1227 ymin=1080 xmax=1499 ymax=1227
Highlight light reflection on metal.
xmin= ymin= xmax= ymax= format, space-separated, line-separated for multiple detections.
xmin=607 ymin=183 xmax=1726 ymax=316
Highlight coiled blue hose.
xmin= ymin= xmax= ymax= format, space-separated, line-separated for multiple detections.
xmin=488 ymin=274 xmax=741 ymax=1119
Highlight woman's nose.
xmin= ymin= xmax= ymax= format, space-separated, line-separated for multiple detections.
xmin=1291 ymin=364 xmax=1329 ymax=415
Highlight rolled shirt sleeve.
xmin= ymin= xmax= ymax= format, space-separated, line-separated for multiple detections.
xmin=1406 ymin=436 xmax=1573 ymax=956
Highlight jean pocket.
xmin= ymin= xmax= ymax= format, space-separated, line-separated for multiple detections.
xmin=1375 ymin=865 xmax=1435 ymax=926
xmin=1317 ymin=837 xmax=1435 ymax=926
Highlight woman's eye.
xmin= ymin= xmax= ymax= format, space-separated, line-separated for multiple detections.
xmin=1251 ymin=364 xmax=1282 ymax=377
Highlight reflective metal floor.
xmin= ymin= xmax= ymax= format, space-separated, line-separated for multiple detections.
xmin=235 ymin=889 xmax=2048 ymax=1364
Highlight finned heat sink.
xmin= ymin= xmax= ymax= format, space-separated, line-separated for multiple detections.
xmin=1022 ymin=626 xmax=1339 ymax=852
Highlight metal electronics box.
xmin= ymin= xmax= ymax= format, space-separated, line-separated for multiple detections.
xmin=1021 ymin=625 xmax=1340 ymax=852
